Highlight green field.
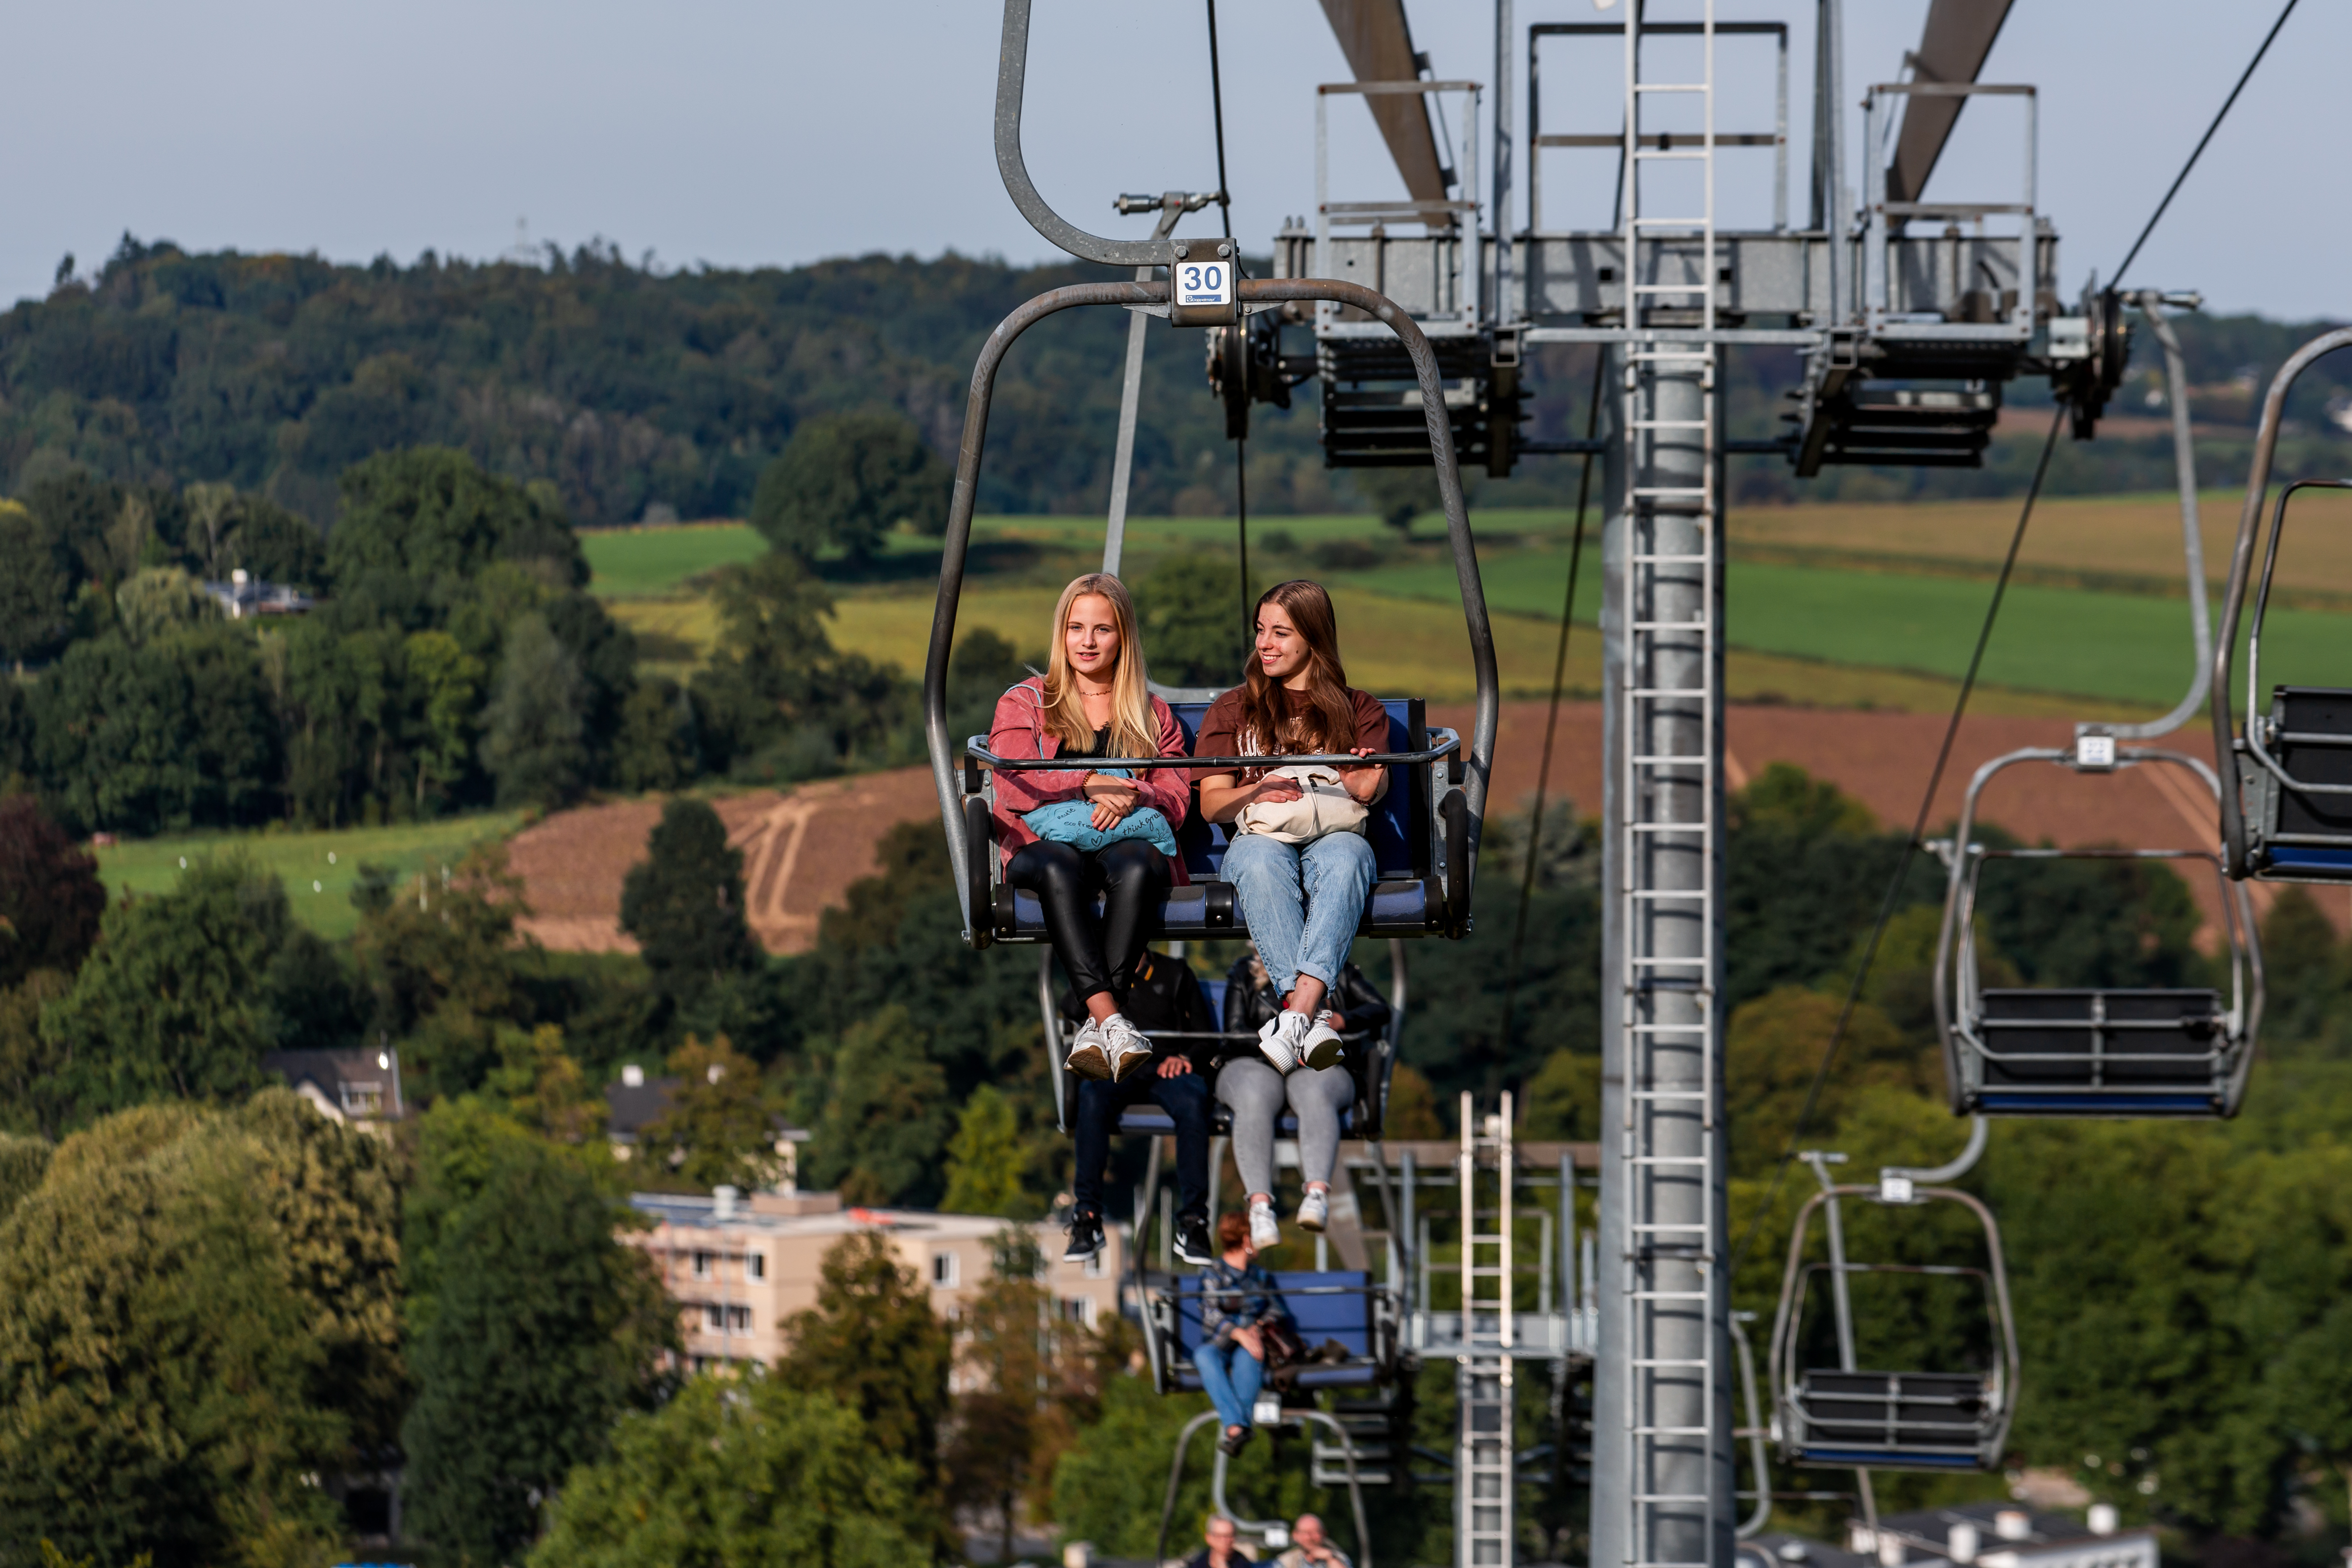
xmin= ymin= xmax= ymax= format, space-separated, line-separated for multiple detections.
xmin=581 ymin=508 xmax=2343 ymax=716
xmin=582 ymin=523 xmax=769 ymax=597
xmin=94 ymin=812 xmax=527 ymax=940
xmin=1344 ymin=551 xmax=2350 ymax=710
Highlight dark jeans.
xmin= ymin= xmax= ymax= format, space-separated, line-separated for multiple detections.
xmin=1006 ymin=837 xmax=1168 ymax=1002
xmin=1072 ymin=1068 xmax=1210 ymax=1223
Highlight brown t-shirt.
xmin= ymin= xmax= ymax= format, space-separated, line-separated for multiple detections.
xmin=1192 ymin=686 xmax=1390 ymax=783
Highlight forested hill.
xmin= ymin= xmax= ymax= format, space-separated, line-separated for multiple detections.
xmin=0 ymin=236 xmax=1334 ymax=528
xmin=4 ymin=234 xmax=2347 ymax=524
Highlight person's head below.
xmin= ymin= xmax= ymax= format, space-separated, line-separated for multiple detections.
xmin=1293 ymin=1513 xmax=1329 ymax=1551
xmin=1042 ymin=572 xmax=1156 ymax=754
xmin=1239 ymin=580 xmax=1356 ymax=758
xmin=1205 ymin=1514 xmax=1239 ymax=1555
xmin=1216 ymin=1208 xmax=1257 ymax=1264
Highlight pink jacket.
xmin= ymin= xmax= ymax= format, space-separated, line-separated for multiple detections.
xmin=986 ymin=677 xmax=1192 ymax=882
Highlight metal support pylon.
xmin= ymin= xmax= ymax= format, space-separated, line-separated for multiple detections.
xmin=1458 ymin=1092 xmax=1517 ymax=1567
xmin=1596 ymin=5 xmax=1735 ymax=1568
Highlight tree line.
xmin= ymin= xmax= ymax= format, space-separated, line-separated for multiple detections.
xmin=5 ymin=234 xmax=2342 ymax=535
xmin=0 ymin=437 xmax=1033 ymax=836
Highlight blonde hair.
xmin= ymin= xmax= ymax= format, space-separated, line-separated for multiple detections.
xmin=1041 ymin=574 xmax=1156 ymax=757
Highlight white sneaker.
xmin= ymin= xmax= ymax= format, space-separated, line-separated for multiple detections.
xmin=1300 ymin=1012 xmax=1345 ymax=1073
xmin=1297 ymin=1188 xmax=1329 ymax=1232
xmin=1249 ymin=1197 xmax=1282 ymax=1250
xmin=1063 ymin=1017 xmax=1111 ymax=1081
xmin=1102 ymin=1013 xmax=1153 ymax=1081
xmin=1257 ymin=1010 xmax=1312 ymax=1074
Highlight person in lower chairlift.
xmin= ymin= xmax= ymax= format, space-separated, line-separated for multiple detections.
xmin=988 ymin=572 xmax=1193 ymax=1084
xmin=1194 ymin=1209 xmax=1294 ymax=1456
xmin=1063 ymin=945 xmax=1224 ymax=1267
xmin=1219 ymin=943 xmax=1391 ymax=1240
xmin=1194 ymin=580 xmax=1390 ymax=1247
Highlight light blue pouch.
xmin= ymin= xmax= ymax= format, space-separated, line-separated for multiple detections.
xmin=1022 ymin=767 xmax=1180 ymax=856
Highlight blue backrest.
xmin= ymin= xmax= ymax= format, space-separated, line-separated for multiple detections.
xmin=1170 ymin=1270 xmax=1375 ymax=1358
xmin=1167 ymin=699 xmax=1424 ymax=881
xmin=1201 ymin=976 xmax=1228 ymax=1017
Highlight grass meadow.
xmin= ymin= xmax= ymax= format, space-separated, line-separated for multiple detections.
xmin=584 ymin=494 xmax=2352 ymax=717
xmin=94 ymin=812 xmax=528 ymax=939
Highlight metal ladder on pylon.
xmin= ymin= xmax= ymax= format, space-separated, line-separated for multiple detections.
xmin=1617 ymin=5 xmax=1723 ymax=1568
xmin=1458 ymin=1092 xmax=1516 ymax=1567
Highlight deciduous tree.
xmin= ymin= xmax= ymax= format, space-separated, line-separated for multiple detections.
xmin=42 ymin=857 xmax=294 ymax=1124
xmin=481 ymin=611 xmax=591 ymax=808
xmin=400 ymin=1100 xmax=675 ymax=1560
xmin=529 ymin=1368 xmax=926 ymax=1568
xmin=0 ymin=795 xmax=106 ymax=990
xmin=620 ymin=797 xmax=758 ymax=992
xmin=751 ymin=411 xmax=951 ymax=560
xmin=780 ymin=1229 xmax=952 ymax=1527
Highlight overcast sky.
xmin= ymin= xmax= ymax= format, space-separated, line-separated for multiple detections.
xmin=3 ymin=0 xmax=2336 ymax=319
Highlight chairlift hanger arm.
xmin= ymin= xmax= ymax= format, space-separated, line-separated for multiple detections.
xmin=2210 ymin=327 xmax=2352 ymax=873
xmin=995 ymin=0 xmax=1191 ymax=268
xmin=925 ymin=275 xmax=1497 ymax=938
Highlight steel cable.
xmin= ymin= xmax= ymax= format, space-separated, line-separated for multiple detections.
xmin=2111 ymin=0 xmax=2299 ymax=286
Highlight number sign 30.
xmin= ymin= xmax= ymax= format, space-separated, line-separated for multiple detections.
xmin=1175 ymin=259 xmax=1233 ymax=309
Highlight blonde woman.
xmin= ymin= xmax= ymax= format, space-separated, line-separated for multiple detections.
xmin=988 ymin=574 xmax=1193 ymax=1088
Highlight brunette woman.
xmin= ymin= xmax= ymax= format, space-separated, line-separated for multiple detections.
xmin=1193 ymin=580 xmax=1387 ymax=1244
xmin=988 ymin=573 xmax=1192 ymax=1085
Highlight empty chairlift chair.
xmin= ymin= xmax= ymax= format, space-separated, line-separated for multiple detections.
xmin=1932 ymin=745 xmax=2263 ymax=1118
xmin=2209 ymin=328 xmax=2352 ymax=882
xmin=2217 ymin=475 xmax=2352 ymax=881
xmin=1767 ymin=1183 xmax=2019 ymax=1472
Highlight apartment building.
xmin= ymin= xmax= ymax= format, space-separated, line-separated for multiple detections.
xmin=626 ymin=1188 xmax=1128 ymax=1371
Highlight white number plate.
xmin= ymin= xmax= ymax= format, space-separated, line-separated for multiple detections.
xmin=1175 ymin=257 xmax=1234 ymax=310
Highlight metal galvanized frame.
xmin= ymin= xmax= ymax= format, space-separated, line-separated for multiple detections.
xmin=1930 ymin=746 xmax=2264 ymax=1117
xmin=1526 ymin=22 xmax=1789 ymax=239
xmin=1860 ymin=82 xmax=2035 ymax=342
xmin=2209 ymin=327 xmax=2352 ymax=876
xmin=1765 ymin=1184 xmax=2019 ymax=1472
xmin=922 ymin=276 xmax=1499 ymax=948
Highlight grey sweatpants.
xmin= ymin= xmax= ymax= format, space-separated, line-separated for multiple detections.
xmin=1218 ymin=1057 xmax=1353 ymax=1197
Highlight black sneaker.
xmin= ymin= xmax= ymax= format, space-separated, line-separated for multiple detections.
xmin=1063 ymin=1211 xmax=1104 ymax=1264
xmin=1218 ymin=1423 xmax=1253 ymax=1456
xmin=1173 ymin=1212 xmax=1214 ymax=1267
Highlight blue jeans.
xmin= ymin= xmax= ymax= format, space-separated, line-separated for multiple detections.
xmin=1193 ymin=1339 xmax=1264 ymax=1431
xmin=1221 ymin=831 xmax=1377 ymax=997
xmin=1072 ymin=1068 xmax=1210 ymax=1222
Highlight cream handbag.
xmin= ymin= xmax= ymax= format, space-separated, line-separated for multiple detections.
xmin=1233 ymin=765 xmax=1369 ymax=844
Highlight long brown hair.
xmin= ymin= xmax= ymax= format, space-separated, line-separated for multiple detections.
xmin=1235 ymin=580 xmax=1355 ymax=758
xmin=1040 ymin=573 xmax=1157 ymax=756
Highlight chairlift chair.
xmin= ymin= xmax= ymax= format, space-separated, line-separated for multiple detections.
xmin=2210 ymin=329 xmax=2352 ymax=882
xmin=960 ymin=696 xmax=1478 ymax=951
xmin=924 ymin=3 xmax=1499 ymax=957
xmin=1039 ymin=940 xmax=1408 ymax=1139
xmin=1767 ymin=1184 xmax=2019 ymax=1472
xmin=1932 ymin=746 xmax=2263 ymax=1119
xmin=1147 ymin=1271 xmax=1403 ymax=1399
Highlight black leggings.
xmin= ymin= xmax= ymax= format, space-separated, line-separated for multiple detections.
xmin=1006 ymin=838 xmax=1169 ymax=1003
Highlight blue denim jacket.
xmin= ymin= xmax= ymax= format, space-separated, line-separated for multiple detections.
xmin=1198 ymin=1257 xmax=1291 ymax=1348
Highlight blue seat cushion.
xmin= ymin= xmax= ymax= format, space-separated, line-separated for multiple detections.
xmin=1168 ymin=1270 xmax=1373 ymax=1358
